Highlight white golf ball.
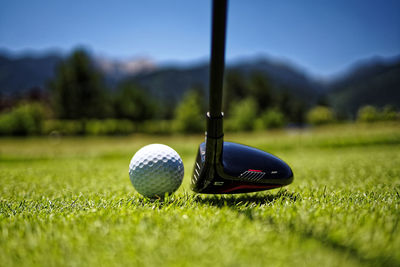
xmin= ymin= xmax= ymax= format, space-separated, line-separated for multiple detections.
xmin=129 ymin=144 xmax=184 ymax=198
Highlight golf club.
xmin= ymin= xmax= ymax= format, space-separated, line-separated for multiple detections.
xmin=191 ymin=0 xmax=294 ymax=194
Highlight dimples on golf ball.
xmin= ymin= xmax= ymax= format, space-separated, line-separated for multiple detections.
xmin=129 ymin=144 xmax=184 ymax=198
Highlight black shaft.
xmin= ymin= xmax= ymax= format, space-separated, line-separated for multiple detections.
xmin=209 ymin=0 xmax=228 ymax=118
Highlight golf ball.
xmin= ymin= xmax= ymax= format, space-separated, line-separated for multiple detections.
xmin=129 ymin=144 xmax=184 ymax=198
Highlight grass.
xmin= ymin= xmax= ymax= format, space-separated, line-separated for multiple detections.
xmin=1 ymin=122 xmax=399 ymax=266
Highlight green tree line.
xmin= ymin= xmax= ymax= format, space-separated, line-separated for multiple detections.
xmin=0 ymin=49 xmax=399 ymax=135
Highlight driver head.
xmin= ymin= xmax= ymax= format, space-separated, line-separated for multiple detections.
xmin=191 ymin=140 xmax=293 ymax=194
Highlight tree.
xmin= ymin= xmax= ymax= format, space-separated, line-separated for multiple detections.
xmin=256 ymin=109 xmax=286 ymax=129
xmin=174 ymin=90 xmax=205 ymax=133
xmin=381 ymin=105 xmax=398 ymax=121
xmin=228 ymin=97 xmax=258 ymax=131
xmin=223 ymin=70 xmax=248 ymax=115
xmin=356 ymin=105 xmax=379 ymax=122
xmin=248 ymin=72 xmax=274 ymax=111
xmin=0 ymin=102 xmax=46 ymax=135
xmin=306 ymin=106 xmax=335 ymax=125
xmin=276 ymin=91 xmax=307 ymax=125
xmin=114 ymin=82 xmax=156 ymax=121
xmin=50 ymin=49 xmax=110 ymax=119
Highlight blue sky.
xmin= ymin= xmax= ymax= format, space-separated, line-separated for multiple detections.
xmin=0 ymin=0 xmax=399 ymax=77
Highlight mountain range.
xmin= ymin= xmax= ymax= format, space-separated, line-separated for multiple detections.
xmin=0 ymin=50 xmax=399 ymax=115
xmin=327 ymin=56 xmax=400 ymax=115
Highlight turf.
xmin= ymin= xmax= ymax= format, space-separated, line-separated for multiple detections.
xmin=1 ymin=123 xmax=399 ymax=267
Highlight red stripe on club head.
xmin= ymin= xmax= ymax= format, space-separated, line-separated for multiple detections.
xmin=248 ymin=169 xmax=262 ymax=172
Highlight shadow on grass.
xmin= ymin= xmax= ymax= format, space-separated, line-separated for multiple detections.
xmin=194 ymin=189 xmax=299 ymax=208
xmin=128 ymin=189 xmax=298 ymax=209
xmin=194 ymin=189 xmax=398 ymax=266
xmin=283 ymin=221 xmax=399 ymax=267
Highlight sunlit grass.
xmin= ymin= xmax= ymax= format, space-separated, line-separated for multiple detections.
xmin=1 ymin=122 xmax=399 ymax=266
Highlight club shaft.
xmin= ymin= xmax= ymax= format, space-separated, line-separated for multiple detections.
xmin=209 ymin=0 xmax=227 ymax=118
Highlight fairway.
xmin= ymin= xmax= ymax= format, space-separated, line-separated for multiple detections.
xmin=1 ymin=123 xmax=399 ymax=267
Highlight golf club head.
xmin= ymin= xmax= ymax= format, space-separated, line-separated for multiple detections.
xmin=191 ymin=139 xmax=293 ymax=194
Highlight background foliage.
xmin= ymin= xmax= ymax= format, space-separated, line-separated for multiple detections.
xmin=0 ymin=49 xmax=399 ymax=135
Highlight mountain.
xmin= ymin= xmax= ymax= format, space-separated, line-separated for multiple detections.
xmin=0 ymin=52 xmax=157 ymax=95
xmin=128 ymin=64 xmax=210 ymax=105
xmin=0 ymin=51 xmax=321 ymax=105
xmin=229 ymin=58 xmax=321 ymax=102
xmin=0 ymin=53 xmax=62 ymax=95
xmin=327 ymin=56 xmax=400 ymax=116
xmin=125 ymin=57 xmax=324 ymax=106
xmin=1 ymin=50 xmax=399 ymax=117
xmin=94 ymin=57 xmax=157 ymax=86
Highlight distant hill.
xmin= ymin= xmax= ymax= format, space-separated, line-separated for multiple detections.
xmin=0 ymin=52 xmax=156 ymax=95
xmin=94 ymin=57 xmax=157 ymax=87
xmin=327 ymin=56 xmax=400 ymax=116
xmin=0 ymin=53 xmax=62 ymax=95
xmin=128 ymin=64 xmax=210 ymax=105
xmin=0 ymin=51 xmax=322 ymax=105
xmin=0 ymin=50 xmax=399 ymax=116
xmin=128 ymin=58 xmax=322 ymax=106
xmin=228 ymin=58 xmax=321 ymax=102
